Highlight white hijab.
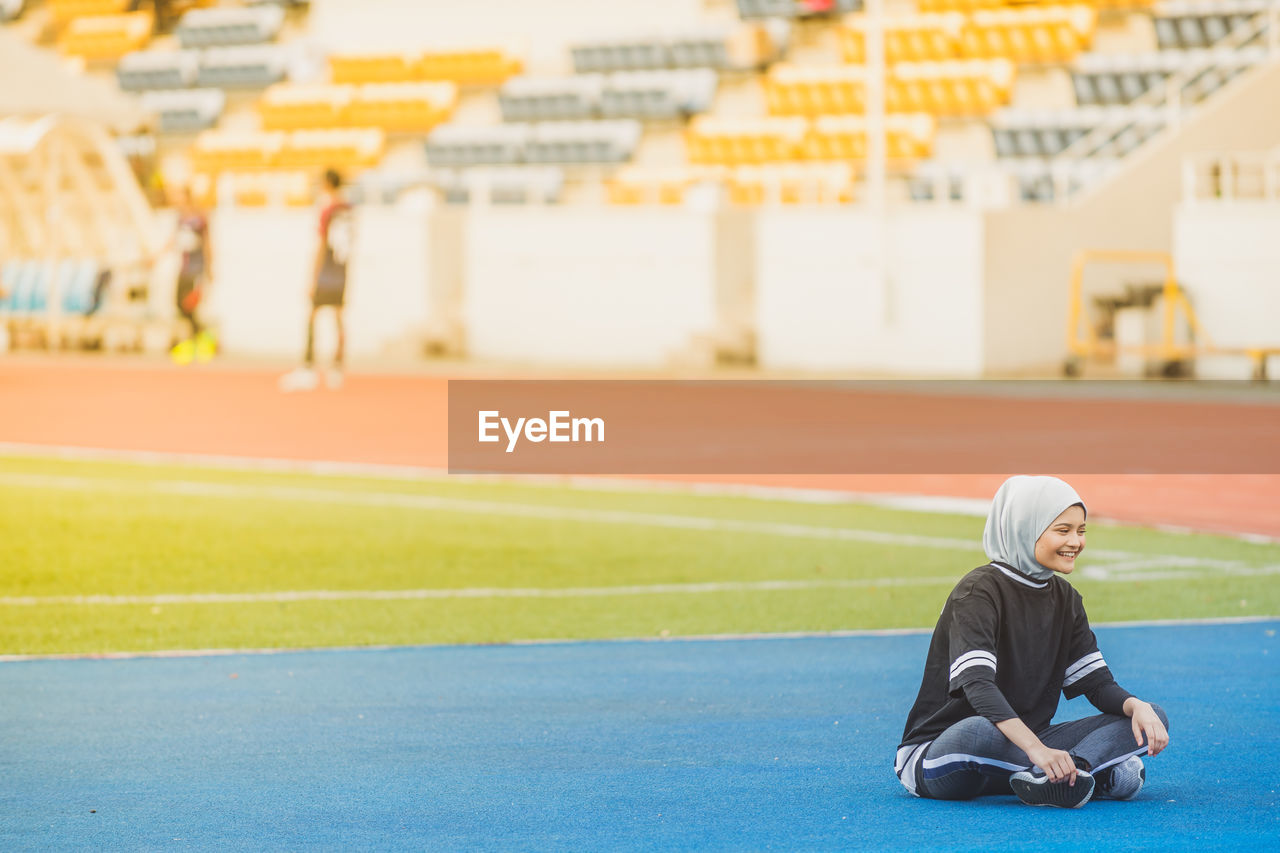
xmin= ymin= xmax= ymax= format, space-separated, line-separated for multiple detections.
xmin=982 ymin=475 xmax=1087 ymax=582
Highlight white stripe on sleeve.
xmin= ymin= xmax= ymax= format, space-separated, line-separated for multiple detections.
xmin=1063 ymin=658 xmax=1109 ymax=686
xmin=1065 ymin=650 xmax=1105 ymax=681
xmin=950 ymin=649 xmax=996 ymax=680
xmin=950 ymin=657 xmax=997 ymax=680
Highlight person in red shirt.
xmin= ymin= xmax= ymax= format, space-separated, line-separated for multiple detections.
xmin=280 ymin=169 xmax=354 ymax=391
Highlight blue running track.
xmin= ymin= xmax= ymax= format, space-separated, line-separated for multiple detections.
xmin=1 ymin=621 xmax=1276 ymax=851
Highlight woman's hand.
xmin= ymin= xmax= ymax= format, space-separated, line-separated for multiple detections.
xmin=1127 ymin=700 xmax=1169 ymax=757
xmin=1025 ymin=745 xmax=1079 ymax=785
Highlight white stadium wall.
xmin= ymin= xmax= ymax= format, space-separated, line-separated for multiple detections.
xmin=1174 ymin=203 xmax=1280 ymax=378
xmin=209 ymin=205 xmax=434 ymax=359
xmin=754 ymin=209 xmax=985 ymax=375
xmin=208 ymin=209 xmax=313 ymax=358
xmin=462 ymin=209 xmax=720 ymax=368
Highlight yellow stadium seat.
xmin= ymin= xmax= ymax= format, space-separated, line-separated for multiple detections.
xmin=804 ymin=115 xmax=936 ymax=162
xmin=259 ymin=83 xmax=457 ymax=133
xmin=606 ymin=167 xmax=727 ymax=205
xmin=49 ymin=0 xmax=130 ymax=27
xmin=840 ymin=14 xmax=966 ymax=64
xmin=766 ymin=66 xmax=866 ymax=116
xmin=960 ymin=6 xmax=1097 ymax=63
xmin=889 ymin=59 xmax=1015 ymax=116
xmin=346 ymin=82 xmax=459 ymax=132
xmin=330 ymin=53 xmax=418 ymax=85
xmin=686 ymin=117 xmax=809 ymax=166
xmin=416 ymin=50 xmax=523 ymax=85
xmin=727 ymin=164 xmax=857 ymax=206
xmin=191 ymin=130 xmax=286 ymax=173
xmin=279 ymin=129 xmax=385 ymax=170
xmin=259 ymin=84 xmax=352 ymax=131
xmin=59 ymin=11 xmax=152 ymax=61
xmin=767 ymin=61 xmax=1013 ymax=118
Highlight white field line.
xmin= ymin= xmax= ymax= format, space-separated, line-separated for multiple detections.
xmin=0 ymin=616 xmax=1275 ymax=663
xmin=6 ymin=440 xmax=1280 ymax=546
xmin=0 ymin=472 xmax=1274 ymax=612
xmin=0 ymin=576 xmax=962 ymax=607
xmin=0 ymin=471 xmax=991 ymax=552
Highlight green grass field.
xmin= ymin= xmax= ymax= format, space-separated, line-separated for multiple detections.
xmin=2 ymin=455 xmax=1278 ymax=656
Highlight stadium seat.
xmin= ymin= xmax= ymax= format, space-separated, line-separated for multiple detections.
xmin=117 ymin=49 xmax=201 ymax=90
xmin=736 ymin=0 xmax=862 ymax=19
xmin=279 ymin=128 xmax=385 ymax=169
xmin=425 ymin=124 xmax=532 ymax=167
xmin=686 ymin=116 xmax=809 ymax=165
xmin=0 ymin=260 xmax=95 ymax=315
xmin=804 ymin=114 xmax=936 ymax=161
xmin=56 ymin=259 xmax=99 ymax=315
xmin=416 ymin=49 xmax=523 ymax=85
xmin=668 ymin=30 xmax=730 ymax=70
xmin=890 ymin=59 xmax=1015 ymax=115
xmin=142 ymin=88 xmax=226 ymax=132
xmin=425 ymin=122 xmax=639 ymax=166
xmin=959 ymin=6 xmax=1097 ymax=64
xmin=767 ymin=60 xmax=1013 ymax=117
xmin=499 ymin=75 xmax=606 ymax=122
xmin=726 ymin=164 xmax=857 ymax=205
xmin=259 ymin=83 xmax=352 ymax=130
xmin=570 ymin=37 xmax=671 ymax=73
xmin=346 ymin=82 xmax=458 ymax=132
xmin=766 ymin=65 xmax=868 ymax=116
xmin=524 ymin=121 xmax=642 ymax=164
xmin=602 ymin=70 xmax=718 ymax=119
xmin=433 ymin=168 xmax=566 ymax=205
xmin=0 ymin=260 xmax=26 ymax=312
xmin=48 ymin=0 xmax=128 ymax=27
xmin=606 ymin=167 xmax=728 ymax=205
xmin=191 ymin=130 xmax=286 ymax=172
xmin=196 ymin=45 xmax=288 ymax=87
xmin=1153 ymin=0 xmax=1270 ymax=49
xmin=840 ymin=14 xmax=966 ymax=64
xmin=176 ymin=6 xmax=284 ymax=48
xmin=329 ymin=53 xmax=418 ymax=85
xmin=990 ymin=106 xmax=1167 ymax=158
xmin=1068 ymin=47 xmax=1267 ymax=106
xmin=59 ymin=11 xmax=152 ymax=61
xmin=569 ymin=31 xmax=729 ymax=73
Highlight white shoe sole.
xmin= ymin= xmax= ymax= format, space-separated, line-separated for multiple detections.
xmin=1010 ymin=770 xmax=1095 ymax=809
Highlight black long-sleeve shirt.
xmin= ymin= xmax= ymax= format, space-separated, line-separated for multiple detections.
xmin=900 ymin=562 xmax=1133 ymax=749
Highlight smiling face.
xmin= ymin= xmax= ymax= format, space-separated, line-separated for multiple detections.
xmin=1034 ymin=504 xmax=1087 ymax=574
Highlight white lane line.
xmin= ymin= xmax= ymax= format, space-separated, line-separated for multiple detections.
xmin=0 ymin=615 xmax=1274 ymax=663
xmin=0 ymin=472 xmax=1266 ymax=573
xmin=0 ymin=576 xmax=962 ymax=607
xmin=6 ymin=441 xmax=1280 ymax=546
xmin=0 ymin=471 xmax=989 ymax=552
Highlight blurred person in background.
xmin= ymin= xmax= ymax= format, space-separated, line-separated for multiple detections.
xmin=168 ymin=186 xmax=215 ymax=365
xmin=280 ymin=168 xmax=353 ymax=391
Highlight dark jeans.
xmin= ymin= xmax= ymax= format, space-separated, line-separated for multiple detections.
xmin=899 ymin=704 xmax=1169 ymax=800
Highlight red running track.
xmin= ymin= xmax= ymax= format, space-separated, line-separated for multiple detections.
xmin=2 ymin=358 xmax=1278 ymax=539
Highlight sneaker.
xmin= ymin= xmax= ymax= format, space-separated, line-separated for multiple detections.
xmin=1010 ymin=768 xmax=1095 ymax=809
xmin=324 ymin=368 xmax=344 ymax=390
xmin=194 ymin=331 xmax=217 ymax=363
xmin=1097 ymin=756 xmax=1145 ymax=800
xmin=170 ymin=339 xmax=194 ymax=366
xmin=278 ymin=367 xmax=318 ymax=392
